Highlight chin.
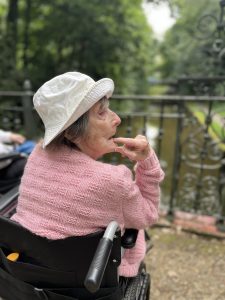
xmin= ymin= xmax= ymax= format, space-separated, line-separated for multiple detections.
xmin=103 ymin=147 xmax=115 ymax=155
xmin=108 ymin=141 xmax=116 ymax=150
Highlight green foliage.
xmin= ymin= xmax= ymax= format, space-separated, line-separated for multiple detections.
xmin=189 ymin=106 xmax=225 ymax=151
xmin=0 ymin=0 xmax=22 ymax=89
xmin=0 ymin=0 xmax=155 ymax=96
xmin=159 ymin=0 xmax=222 ymax=80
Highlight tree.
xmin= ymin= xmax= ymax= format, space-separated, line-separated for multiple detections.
xmin=0 ymin=0 xmax=23 ymax=89
xmin=158 ymin=0 xmax=222 ymax=80
xmin=0 ymin=0 xmax=155 ymax=95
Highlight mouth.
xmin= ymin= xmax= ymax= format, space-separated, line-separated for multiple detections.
xmin=108 ymin=134 xmax=116 ymax=141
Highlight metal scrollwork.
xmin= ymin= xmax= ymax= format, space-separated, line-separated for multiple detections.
xmin=198 ymin=176 xmax=220 ymax=213
xmin=196 ymin=14 xmax=218 ymax=40
xmin=0 ymin=107 xmax=23 ymax=132
xmin=178 ymin=173 xmax=197 ymax=211
xmin=195 ymin=0 xmax=225 ymax=70
xmin=176 ymin=94 xmax=225 ymax=215
xmin=184 ymin=138 xmax=202 ymax=161
xmin=208 ymin=141 xmax=224 ymax=161
xmin=178 ymin=174 xmax=220 ymax=213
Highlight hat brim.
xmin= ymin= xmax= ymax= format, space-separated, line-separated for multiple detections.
xmin=43 ymin=78 xmax=114 ymax=148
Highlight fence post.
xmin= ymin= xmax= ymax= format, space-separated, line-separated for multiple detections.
xmin=22 ymin=79 xmax=37 ymax=138
xmin=168 ymin=101 xmax=184 ymax=219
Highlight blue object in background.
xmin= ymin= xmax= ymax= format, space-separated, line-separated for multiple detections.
xmin=15 ymin=140 xmax=36 ymax=154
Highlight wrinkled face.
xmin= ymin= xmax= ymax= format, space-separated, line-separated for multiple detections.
xmin=77 ymin=99 xmax=121 ymax=159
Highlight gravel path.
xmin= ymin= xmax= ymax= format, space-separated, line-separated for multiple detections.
xmin=145 ymin=227 xmax=225 ymax=300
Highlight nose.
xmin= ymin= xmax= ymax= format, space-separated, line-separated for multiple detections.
xmin=111 ymin=110 xmax=121 ymax=127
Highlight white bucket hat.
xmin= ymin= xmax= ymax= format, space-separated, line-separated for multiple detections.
xmin=33 ymin=72 xmax=114 ymax=148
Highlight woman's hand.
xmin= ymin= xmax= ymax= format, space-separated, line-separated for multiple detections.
xmin=114 ymin=135 xmax=151 ymax=161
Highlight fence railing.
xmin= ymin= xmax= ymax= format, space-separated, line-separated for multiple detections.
xmin=0 ymin=81 xmax=37 ymax=138
xmin=1 ymin=88 xmax=225 ymax=229
xmin=112 ymin=95 xmax=225 ymax=222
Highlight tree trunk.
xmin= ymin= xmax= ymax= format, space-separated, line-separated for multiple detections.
xmin=23 ymin=0 xmax=31 ymax=75
xmin=6 ymin=0 xmax=18 ymax=65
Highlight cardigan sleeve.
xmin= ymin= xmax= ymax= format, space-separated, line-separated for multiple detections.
xmin=120 ymin=149 xmax=164 ymax=229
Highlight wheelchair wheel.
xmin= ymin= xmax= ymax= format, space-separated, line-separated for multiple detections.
xmin=123 ymin=263 xmax=150 ymax=300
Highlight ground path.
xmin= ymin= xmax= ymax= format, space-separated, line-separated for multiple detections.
xmin=145 ymin=226 xmax=225 ymax=300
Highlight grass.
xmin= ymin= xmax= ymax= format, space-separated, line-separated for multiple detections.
xmin=188 ymin=105 xmax=225 ymax=151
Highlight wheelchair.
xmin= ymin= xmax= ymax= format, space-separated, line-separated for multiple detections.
xmin=0 ymin=189 xmax=151 ymax=300
xmin=0 ymin=152 xmax=27 ymax=195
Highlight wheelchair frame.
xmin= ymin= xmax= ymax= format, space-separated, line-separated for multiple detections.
xmin=0 ymin=152 xmax=26 ymax=195
xmin=0 ymin=188 xmax=151 ymax=300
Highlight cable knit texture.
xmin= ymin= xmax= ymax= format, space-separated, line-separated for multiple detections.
xmin=12 ymin=144 xmax=164 ymax=277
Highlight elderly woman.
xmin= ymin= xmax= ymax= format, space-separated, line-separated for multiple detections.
xmin=11 ymin=72 xmax=164 ymax=278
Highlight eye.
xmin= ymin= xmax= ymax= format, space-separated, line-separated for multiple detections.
xmin=98 ymin=101 xmax=110 ymax=117
xmin=98 ymin=107 xmax=108 ymax=117
xmin=99 ymin=109 xmax=106 ymax=115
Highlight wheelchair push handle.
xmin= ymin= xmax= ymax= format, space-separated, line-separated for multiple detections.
xmin=84 ymin=221 xmax=119 ymax=293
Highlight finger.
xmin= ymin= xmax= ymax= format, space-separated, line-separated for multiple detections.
xmin=122 ymin=147 xmax=136 ymax=160
xmin=136 ymin=134 xmax=146 ymax=140
xmin=114 ymin=146 xmax=124 ymax=154
xmin=114 ymin=147 xmax=127 ymax=159
xmin=115 ymin=146 xmax=136 ymax=160
xmin=18 ymin=137 xmax=25 ymax=144
xmin=113 ymin=137 xmax=142 ymax=147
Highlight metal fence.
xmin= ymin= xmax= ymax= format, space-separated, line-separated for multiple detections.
xmin=1 ymin=87 xmax=225 ymax=229
xmin=0 ymin=81 xmax=38 ymax=138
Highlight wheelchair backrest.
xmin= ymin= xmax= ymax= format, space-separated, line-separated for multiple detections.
xmin=0 ymin=216 xmax=121 ymax=288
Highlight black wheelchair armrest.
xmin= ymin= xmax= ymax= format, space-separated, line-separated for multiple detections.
xmin=0 ymin=185 xmax=19 ymax=214
xmin=0 ymin=152 xmax=23 ymax=161
xmin=84 ymin=221 xmax=119 ymax=293
xmin=121 ymin=228 xmax=138 ymax=249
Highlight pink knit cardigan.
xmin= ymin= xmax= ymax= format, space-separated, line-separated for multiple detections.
xmin=12 ymin=144 xmax=164 ymax=277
